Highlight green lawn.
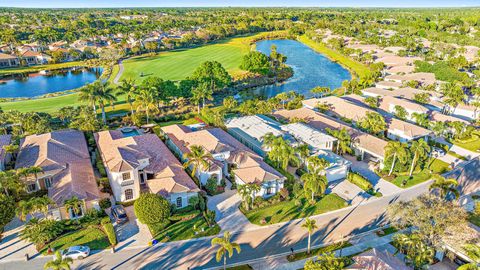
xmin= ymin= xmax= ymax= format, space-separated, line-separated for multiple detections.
xmin=150 ymin=215 xmax=220 ymax=243
xmin=227 ymin=265 xmax=253 ymax=270
xmin=469 ymin=213 xmax=480 ymax=227
xmin=297 ymin=35 xmax=370 ymax=78
xmin=42 ymin=227 xmax=109 ymax=254
xmin=447 ymin=151 xmax=467 ymax=161
xmin=120 ymin=35 xmax=258 ymax=83
xmin=391 ymin=171 xmax=432 ymax=188
xmin=452 ymin=132 xmax=480 ymax=153
xmin=427 ymin=158 xmax=451 ymax=174
xmin=242 ymin=194 xmax=348 ymax=225
xmin=287 ymin=241 xmax=352 ymax=262
xmin=0 ymin=61 xmax=86 ymax=76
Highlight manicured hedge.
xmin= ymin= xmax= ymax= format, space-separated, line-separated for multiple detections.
xmin=101 ymin=217 xmax=117 ymax=247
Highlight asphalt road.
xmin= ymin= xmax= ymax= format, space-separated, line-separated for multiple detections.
xmin=0 ymin=179 xmax=431 ymax=270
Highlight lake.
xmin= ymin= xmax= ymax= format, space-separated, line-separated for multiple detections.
xmin=247 ymin=39 xmax=351 ymax=98
xmin=0 ymin=67 xmax=103 ymax=98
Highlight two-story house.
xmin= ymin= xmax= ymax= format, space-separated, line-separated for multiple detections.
xmin=95 ymin=129 xmax=199 ymax=208
xmin=15 ymin=130 xmax=101 ymax=220
xmin=161 ymin=125 xmax=286 ymax=198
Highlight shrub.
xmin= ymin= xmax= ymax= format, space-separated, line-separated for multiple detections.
xmin=101 ymin=217 xmax=117 ymax=247
xmin=279 ymin=188 xmax=290 ymax=200
xmin=99 ymin=198 xmax=112 ymax=210
xmin=98 ymin=178 xmax=112 ymax=194
xmin=203 ymin=210 xmax=216 ymax=226
xmin=134 ymin=193 xmax=170 ymax=225
xmin=205 ymin=177 xmax=219 ymax=195
xmin=0 ymin=194 xmax=15 ymax=231
xmin=21 ymin=218 xmax=65 ymax=249
xmin=347 ymin=172 xmax=373 ymax=191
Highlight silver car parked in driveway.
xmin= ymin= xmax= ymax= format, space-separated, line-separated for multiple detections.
xmin=62 ymin=246 xmax=90 ymax=260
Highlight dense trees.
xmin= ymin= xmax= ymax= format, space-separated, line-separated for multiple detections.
xmin=358 ymin=112 xmax=387 ymax=136
xmin=240 ymin=51 xmax=270 ymax=75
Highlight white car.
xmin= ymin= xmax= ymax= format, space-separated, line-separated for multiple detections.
xmin=432 ymin=147 xmax=446 ymax=157
xmin=62 ymin=246 xmax=90 ymax=260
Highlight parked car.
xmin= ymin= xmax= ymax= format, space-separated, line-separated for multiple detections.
xmin=431 ymin=147 xmax=446 ymax=157
xmin=62 ymin=246 xmax=90 ymax=260
xmin=111 ymin=205 xmax=128 ymax=224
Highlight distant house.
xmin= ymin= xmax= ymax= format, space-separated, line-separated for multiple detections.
xmin=273 ymin=108 xmax=387 ymax=166
xmin=95 ymin=128 xmax=199 ymax=207
xmin=375 ymin=80 xmax=403 ymax=90
xmin=386 ymin=65 xmax=415 ymax=74
xmin=385 ymin=72 xmax=437 ymax=86
xmin=0 ymin=53 xmax=20 ymax=68
xmin=378 ymin=96 xmax=429 ymax=121
xmin=444 ymin=157 xmax=480 ymax=208
xmin=161 ymin=124 xmax=285 ymax=198
xmin=21 ymin=50 xmax=51 ymax=65
xmin=18 ymin=42 xmax=44 ymax=53
xmin=15 ymin=130 xmax=101 ymax=220
xmin=48 ymin=40 xmax=68 ymax=51
xmin=449 ymin=103 xmax=479 ymax=121
xmin=304 ymin=96 xmax=431 ymax=143
xmin=374 ymin=55 xmax=421 ymax=67
xmin=0 ymin=135 xmax=12 ymax=171
xmin=225 ymin=115 xmax=294 ymax=156
xmin=347 ymin=248 xmax=411 ymax=270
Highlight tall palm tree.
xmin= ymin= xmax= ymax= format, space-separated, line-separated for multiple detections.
xmin=302 ymin=173 xmax=328 ymax=203
xmin=223 ymin=96 xmax=237 ymax=112
xmin=183 ymin=145 xmax=212 ymax=184
xmin=306 ymin=156 xmax=329 ymax=175
xmin=429 ymin=174 xmax=459 ymax=200
xmin=302 ymin=218 xmax=318 ymax=254
xmin=116 ymin=78 xmax=137 ymax=115
xmin=327 ymin=128 xmax=352 ymax=155
xmin=17 ymin=199 xmax=33 ymax=222
xmin=295 ymin=144 xmax=310 ymax=165
xmin=134 ymin=87 xmax=159 ymax=124
xmin=384 ymin=141 xmax=409 ymax=176
xmin=44 ymin=250 xmax=73 ymax=270
xmin=64 ymin=196 xmax=84 ymax=218
xmin=93 ymin=81 xmax=117 ymax=124
xmin=211 ymin=231 xmax=241 ymax=270
xmin=237 ymin=184 xmax=252 ymax=211
xmin=408 ymin=139 xmax=430 ymax=177
xmin=276 ymin=92 xmax=289 ymax=109
xmin=0 ymin=170 xmax=23 ymax=196
xmin=31 ymin=196 xmax=54 ymax=218
xmin=78 ymin=83 xmax=100 ymax=114
xmin=192 ymin=82 xmax=213 ymax=109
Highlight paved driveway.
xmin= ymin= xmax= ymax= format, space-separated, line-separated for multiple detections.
xmin=344 ymin=155 xmax=402 ymax=196
xmin=207 ymin=181 xmax=259 ymax=233
xmin=328 ymin=180 xmax=371 ymax=205
xmin=113 ymin=206 xmax=152 ymax=251
xmin=0 ymin=217 xmax=38 ymax=262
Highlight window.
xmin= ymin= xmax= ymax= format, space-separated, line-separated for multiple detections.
xmin=27 ymin=183 xmax=37 ymax=193
xmin=267 ymin=187 xmax=274 ymax=195
xmin=122 ymin=172 xmax=131 ymax=181
xmin=45 ymin=178 xmax=52 ymax=189
xmin=176 ymin=197 xmax=183 ymax=208
xmin=125 ymin=189 xmax=133 ymax=201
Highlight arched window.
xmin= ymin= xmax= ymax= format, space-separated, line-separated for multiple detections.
xmin=125 ymin=189 xmax=133 ymax=201
xmin=176 ymin=197 xmax=183 ymax=208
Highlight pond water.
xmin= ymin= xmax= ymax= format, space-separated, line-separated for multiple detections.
xmin=246 ymin=39 xmax=351 ymax=99
xmin=0 ymin=67 xmax=103 ymax=98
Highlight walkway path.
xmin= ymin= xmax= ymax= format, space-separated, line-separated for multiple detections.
xmin=113 ymin=60 xmax=124 ymax=84
xmin=0 ymin=217 xmax=40 ymax=263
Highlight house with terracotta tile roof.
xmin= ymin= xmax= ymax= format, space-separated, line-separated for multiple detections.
xmin=347 ymin=248 xmax=411 ymax=270
xmin=378 ymin=95 xmax=429 ymax=121
xmin=161 ymin=124 xmax=285 ymax=198
xmin=273 ymin=108 xmax=387 ymax=165
xmin=0 ymin=53 xmax=19 ymax=68
xmin=303 ymin=96 xmax=432 ymax=142
xmin=450 ymin=102 xmax=479 ymax=121
xmin=374 ymin=55 xmax=421 ymax=67
xmin=386 ymin=65 xmax=415 ymax=74
xmin=375 ymin=80 xmax=403 ymax=90
xmin=0 ymin=135 xmax=12 ymax=171
xmin=21 ymin=50 xmax=51 ymax=65
xmin=15 ymin=130 xmax=101 ymax=220
xmin=385 ymin=72 xmax=437 ymax=86
xmin=95 ymin=128 xmax=199 ymax=207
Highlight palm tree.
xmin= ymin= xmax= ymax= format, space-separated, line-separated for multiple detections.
xmin=327 ymin=128 xmax=352 ymax=155
xmin=429 ymin=174 xmax=460 ymax=200
xmin=192 ymin=82 xmax=213 ymax=109
xmin=237 ymin=184 xmax=252 ymax=211
xmin=94 ymin=81 xmax=117 ymax=124
xmin=384 ymin=141 xmax=409 ymax=176
xmin=457 ymin=263 xmax=480 ymax=270
xmin=78 ymin=83 xmax=100 ymax=114
xmin=0 ymin=170 xmax=23 ymax=196
xmin=223 ymin=96 xmax=237 ymax=112
xmin=183 ymin=145 xmax=212 ymax=183
xmin=64 ymin=196 xmax=84 ymax=218
xmin=44 ymin=250 xmax=73 ymax=270
xmin=31 ymin=196 xmax=54 ymax=218
xmin=306 ymin=156 xmax=329 ymax=175
xmin=134 ymin=87 xmax=159 ymax=124
xmin=211 ymin=231 xmax=241 ymax=270
xmin=359 ymin=112 xmax=387 ymax=135
xmin=302 ymin=173 xmax=328 ymax=203
xmin=302 ymin=218 xmax=318 ymax=254
xmin=311 ymin=86 xmax=330 ymax=98
xmin=116 ymin=78 xmax=137 ymax=115
xmin=17 ymin=199 xmax=33 ymax=222
xmin=276 ymin=92 xmax=289 ymax=109
xmin=408 ymin=139 xmax=430 ymax=177
xmin=295 ymin=144 xmax=310 ymax=165
xmin=3 ymin=144 xmax=19 ymax=159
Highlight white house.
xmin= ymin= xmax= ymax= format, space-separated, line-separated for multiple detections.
xmin=378 ymin=95 xmax=429 ymax=121
xmin=95 ymin=128 xmax=199 ymax=207
xmin=161 ymin=124 xmax=285 ymax=198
